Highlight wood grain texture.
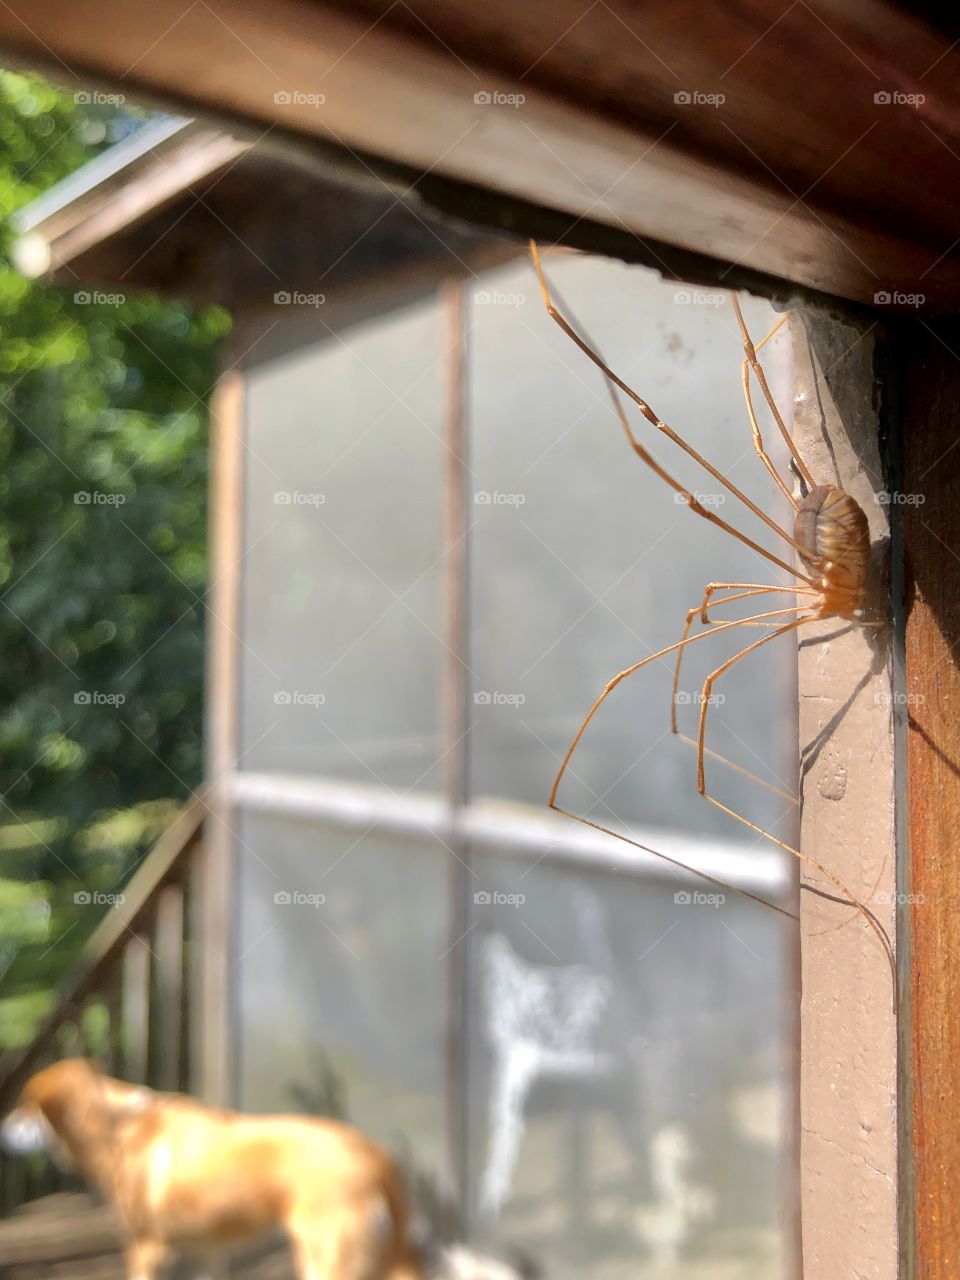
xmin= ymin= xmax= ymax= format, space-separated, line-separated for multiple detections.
xmin=792 ymin=311 xmax=899 ymax=1279
xmin=900 ymin=318 xmax=960 ymax=1280
xmin=1 ymin=0 xmax=960 ymax=304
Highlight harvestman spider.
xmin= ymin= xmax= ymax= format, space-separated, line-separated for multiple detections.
xmin=530 ymin=243 xmax=894 ymax=983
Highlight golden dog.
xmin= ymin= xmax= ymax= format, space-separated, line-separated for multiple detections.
xmin=1 ymin=1058 xmax=425 ymax=1280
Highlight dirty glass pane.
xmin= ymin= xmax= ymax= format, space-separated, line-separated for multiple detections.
xmin=468 ymin=254 xmax=797 ymax=847
xmin=235 ymin=810 xmax=448 ymax=1188
xmin=239 ymin=298 xmax=444 ymax=790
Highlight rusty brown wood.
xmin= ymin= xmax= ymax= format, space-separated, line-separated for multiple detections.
xmin=1 ymin=1 xmax=960 ymax=305
xmin=900 ymin=317 xmax=960 ymax=1280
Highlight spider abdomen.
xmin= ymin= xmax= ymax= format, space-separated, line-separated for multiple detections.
xmin=794 ymin=484 xmax=870 ymax=618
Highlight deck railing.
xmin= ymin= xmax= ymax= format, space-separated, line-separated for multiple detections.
xmin=0 ymin=793 xmax=208 ymax=1213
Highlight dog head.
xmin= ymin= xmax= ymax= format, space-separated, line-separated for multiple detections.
xmin=1 ymin=1059 xmax=153 ymax=1167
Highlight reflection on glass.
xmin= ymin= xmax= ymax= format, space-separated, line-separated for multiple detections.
xmin=465 ymin=849 xmax=791 ymax=1279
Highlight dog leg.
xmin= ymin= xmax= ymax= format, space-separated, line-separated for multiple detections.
xmin=125 ymin=1239 xmax=169 ymax=1280
xmin=290 ymin=1203 xmax=420 ymax=1280
xmin=291 ymin=1231 xmax=337 ymax=1280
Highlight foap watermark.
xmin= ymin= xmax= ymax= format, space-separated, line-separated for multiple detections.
xmin=273 ymin=90 xmax=326 ymax=108
xmin=74 ymin=290 xmax=125 ymax=306
xmin=474 ymin=890 xmax=526 ymax=907
xmin=874 ymin=290 xmax=925 ymax=308
xmin=74 ymin=690 xmax=126 ymax=707
xmin=674 ymin=690 xmax=726 ymax=707
xmin=674 ymin=288 xmax=726 ymax=307
xmin=75 ymin=90 xmax=126 ymax=106
xmin=874 ymin=890 xmax=925 ymax=906
xmin=274 ymin=890 xmax=326 ymax=907
xmin=874 ymin=690 xmax=925 ymax=708
xmin=474 ymin=691 xmax=526 ymax=707
xmin=874 ymin=490 xmax=925 ymax=506
xmin=74 ymin=490 xmax=126 ymax=506
xmin=274 ymin=290 xmax=325 ymax=307
xmin=74 ymin=890 xmax=125 ymax=907
xmin=274 ymin=690 xmax=326 ymax=708
xmin=274 ymin=490 xmax=325 ymax=507
xmin=474 ymin=290 xmax=525 ymax=308
xmin=674 ymin=889 xmax=725 ymax=907
xmin=674 ymin=491 xmax=725 ymax=507
xmin=674 ymin=89 xmax=725 ymax=107
xmin=474 ymin=490 xmax=525 ymax=507
xmin=874 ymin=90 xmax=925 ymax=107
xmin=473 ymin=90 xmax=525 ymax=108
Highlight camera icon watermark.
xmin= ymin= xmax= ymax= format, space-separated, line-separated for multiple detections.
xmin=74 ymin=290 xmax=125 ymax=306
xmin=873 ymin=290 xmax=925 ymax=308
xmin=874 ymin=89 xmax=924 ymax=106
xmin=273 ymin=690 xmax=326 ymax=708
xmin=274 ymin=490 xmax=325 ymax=506
xmin=473 ymin=890 xmax=526 ymax=907
xmin=674 ymin=89 xmax=725 ymax=107
xmin=674 ymin=490 xmax=725 ymax=507
xmin=874 ymin=690 xmax=925 ymax=707
xmin=273 ymin=290 xmax=325 ymax=307
xmin=273 ymin=90 xmax=325 ymax=108
xmin=74 ymin=490 xmax=126 ymax=506
xmin=874 ymin=490 xmax=925 ymax=506
xmin=473 ymin=90 xmax=525 ymax=108
xmin=673 ymin=690 xmax=726 ymax=706
xmin=474 ymin=290 xmax=525 ymax=307
xmin=74 ymin=90 xmax=125 ymax=106
xmin=674 ymin=889 xmax=725 ymax=907
xmin=474 ymin=690 xmax=526 ymax=707
xmin=473 ymin=490 xmax=526 ymax=506
xmin=74 ymin=690 xmax=126 ymax=707
xmin=674 ymin=288 xmax=726 ymax=307
xmin=74 ymin=890 xmax=125 ymax=907
xmin=274 ymin=889 xmax=326 ymax=907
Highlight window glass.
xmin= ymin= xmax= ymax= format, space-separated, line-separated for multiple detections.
xmin=240 ymin=299 xmax=444 ymax=790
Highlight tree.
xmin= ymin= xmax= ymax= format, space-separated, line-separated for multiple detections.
xmin=0 ymin=70 xmax=229 ymax=1046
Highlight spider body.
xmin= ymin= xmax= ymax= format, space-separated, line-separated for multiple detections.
xmin=794 ymin=485 xmax=870 ymax=620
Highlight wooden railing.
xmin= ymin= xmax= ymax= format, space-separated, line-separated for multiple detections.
xmin=0 ymin=793 xmax=209 ymax=1213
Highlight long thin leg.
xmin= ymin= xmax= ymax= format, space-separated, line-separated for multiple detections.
xmin=670 ymin=583 xmax=817 ymax=806
xmin=530 ymin=243 xmax=817 ymax=584
xmin=740 ymin=328 xmax=797 ymax=508
xmin=732 ymin=294 xmax=816 ymax=492
xmin=694 ymin=619 xmax=896 ymax=983
xmin=550 ymin=604 xmax=815 ymax=922
xmin=671 ymin=582 xmax=817 ymax=732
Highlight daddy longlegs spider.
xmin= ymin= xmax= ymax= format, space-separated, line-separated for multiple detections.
xmin=530 ymin=242 xmax=895 ymax=985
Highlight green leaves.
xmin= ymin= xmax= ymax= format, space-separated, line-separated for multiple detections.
xmin=0 ymin=71 xmax=229 ymax=1046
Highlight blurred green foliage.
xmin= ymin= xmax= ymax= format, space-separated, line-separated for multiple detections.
xmin=0 ymin=71 xmax=230 ymax=1047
